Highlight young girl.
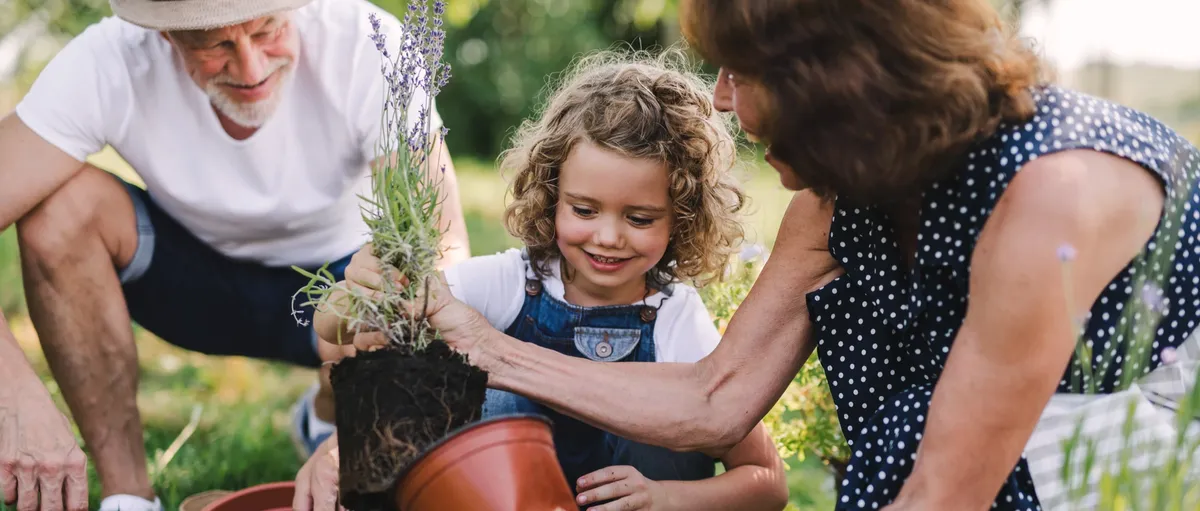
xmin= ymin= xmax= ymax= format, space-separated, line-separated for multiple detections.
xmin=303 ymin=49 xmax=788 ymax=511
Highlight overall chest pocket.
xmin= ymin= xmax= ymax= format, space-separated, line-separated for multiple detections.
xmin=573 ymin=327 xmax=642 ymax=362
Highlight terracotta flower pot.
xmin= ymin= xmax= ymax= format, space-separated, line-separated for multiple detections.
xmin=197 ymin=481 xmax=295 ymax=511
xmin=394 ymin=414 xmax=578 ymax=511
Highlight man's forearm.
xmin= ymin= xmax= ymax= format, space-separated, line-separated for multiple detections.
xmin=0 ymin=312 xmax=42 ymax=392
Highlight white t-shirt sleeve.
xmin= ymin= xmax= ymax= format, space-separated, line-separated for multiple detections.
xmin=14 ymin=20 xmax=132 ymax=162
xmin=652 ymin=286 xmax=723 ymax=363
xmin=442 ymin=248 xmax=528 ymax=331
xmin=347 ymin=5 xmax=444 ymax=164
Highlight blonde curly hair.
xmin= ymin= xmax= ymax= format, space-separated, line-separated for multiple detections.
xmin=500 ymin=47 xmax=746 ymax=288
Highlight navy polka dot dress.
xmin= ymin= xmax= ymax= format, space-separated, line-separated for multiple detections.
xmin=806 ymin=84 xmax=1200 ymax=509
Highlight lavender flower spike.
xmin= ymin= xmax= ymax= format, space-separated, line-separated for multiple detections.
xmin=1140 ymin=282 xmax=1165 ymax=313
xmin=1161 ymin=346 xmax=1179 ymax=365
xmin=1057 ymin=243 xmax=1077 ymax=262
xmin=292 ymin=1 xmax=453 ymax=349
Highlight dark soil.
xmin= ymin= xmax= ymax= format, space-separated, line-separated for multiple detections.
xmin=330 ymin=340 xmax=488 ymax=511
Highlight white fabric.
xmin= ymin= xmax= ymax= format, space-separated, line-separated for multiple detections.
xmin=442 ymin=248 xmax=723 ymax=363
xmin=15 ymin=0 xmax=440 ymax=268
xmin=1024 ymin=325 xmax=1200 ymax=510
xmin=99 ymin=494 xmax=163 ymax=511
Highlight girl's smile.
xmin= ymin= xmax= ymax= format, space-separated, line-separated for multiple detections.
xmin=555 ymin=140 xmax=673 ymax=307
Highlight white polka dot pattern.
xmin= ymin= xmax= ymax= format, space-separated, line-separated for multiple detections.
xmin=804 ymin=85 xmax=1200 ymax=509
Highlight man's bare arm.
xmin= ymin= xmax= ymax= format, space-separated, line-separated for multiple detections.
xmin=0 ymin=113 xmax=86 ymax=231
xmin=0 ymin=113 xmax=91 ymax=510
xmin=429 ymin=140 xmax=470 ymax=265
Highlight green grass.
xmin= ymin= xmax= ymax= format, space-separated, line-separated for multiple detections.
xmin=1 ymin=150 xmax=836 ymax=510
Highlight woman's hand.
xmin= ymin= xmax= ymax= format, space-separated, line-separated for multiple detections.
xmin=292 ymin=434 xmax=344 ymax=511
xmin=575 ymin=466 xmax=672 ymax=511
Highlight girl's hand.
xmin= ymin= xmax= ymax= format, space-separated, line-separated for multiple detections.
xmin=575 ymin=466 xmax=672 ymax=511
xmin=322 ymin=244 xmax=493 ymax=360
xmin=292 ymin=434 xmax=344 ymax=511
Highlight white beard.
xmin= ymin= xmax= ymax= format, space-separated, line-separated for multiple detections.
xmin=204 ymin=56 xmax=293 ymax=128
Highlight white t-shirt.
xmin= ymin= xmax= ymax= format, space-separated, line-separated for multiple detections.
xmin=14 ymin=0 xmax=439 ymax=268
xmin=443 ymin=249 xmax=723 ymax=363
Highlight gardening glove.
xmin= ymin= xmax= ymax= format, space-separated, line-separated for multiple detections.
xmin=293 ymin=433 xmax=345 ymax=511
xmin=575 ymin=465 xmax=672 ymax=511
xmin=0 ymin=378 xmax=88 ymax=511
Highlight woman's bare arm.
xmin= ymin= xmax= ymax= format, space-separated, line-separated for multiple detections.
xmin=457 ymin=191 xmax=844 ymax=454
xmin=887 ymin=150 xmax=1166 ymax=510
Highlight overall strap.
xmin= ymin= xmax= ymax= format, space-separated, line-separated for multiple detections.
xmin=519 ymin=247 xmax=544 ymax=297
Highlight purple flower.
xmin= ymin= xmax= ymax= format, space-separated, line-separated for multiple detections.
xmin=1161 ymin=346 xmax=1179 ymax=365
xmin=369 ymin=32 xmax=386 ymax=52
xmin=1057 ymin=243 xmax=1077 ymax=262
xmin=740 ymin=243 xmax=765 ymax=262
xmin=367 ymin=0 xmax=450 ymax=173
xmin=1140 ymin=282 xmax=1165 ymax=313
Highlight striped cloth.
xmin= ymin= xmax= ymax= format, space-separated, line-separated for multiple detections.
xmin=1024 ymin=325 xmax=1200 ymax=510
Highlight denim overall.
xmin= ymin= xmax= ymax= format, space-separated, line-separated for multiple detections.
xmin=481 ymin=260 xmax=716 ymax=490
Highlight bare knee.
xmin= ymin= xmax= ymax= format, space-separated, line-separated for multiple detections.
xmin=17 ymin=165 xmax=137 ymax=272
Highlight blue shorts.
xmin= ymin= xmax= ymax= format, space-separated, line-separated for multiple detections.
xmin=116 ymin=179 xmax=354 ymax=368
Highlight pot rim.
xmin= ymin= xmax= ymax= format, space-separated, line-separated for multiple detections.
xmin=199 ymin=481 xmax=296 ymax=511
xmin=391 ymin=413 xmax=553 ymax=485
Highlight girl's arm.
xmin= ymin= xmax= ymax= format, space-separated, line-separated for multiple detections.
xmin=585 ymin=422 xmax=790 ymax=511
xmin=669 ymin=422 xmax=791 ymax=510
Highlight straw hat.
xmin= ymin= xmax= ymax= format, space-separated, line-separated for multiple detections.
xmin=109 ymin=0 xmax=314 ymax=31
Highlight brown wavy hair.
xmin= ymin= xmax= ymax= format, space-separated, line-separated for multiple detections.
xmin=499 ymin=47 xmax=747 ymax=288
xmin=680 ymin=0 xmax=1044 ymax=204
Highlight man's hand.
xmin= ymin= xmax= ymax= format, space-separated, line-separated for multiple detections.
xmin=293 ymin=434 xmax=344 ymax=511
xmin=0 ymin=381 xmax=88 ymax=511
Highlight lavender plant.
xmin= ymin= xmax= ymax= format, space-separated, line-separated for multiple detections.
xmin=294 ymin=0 xmax=451 ymax=352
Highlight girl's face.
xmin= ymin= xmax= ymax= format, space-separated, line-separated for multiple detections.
xmin=555 ymin=140 xmax=674 ymax=306
xmin=713 ymin=68 xmax=803 ymax=190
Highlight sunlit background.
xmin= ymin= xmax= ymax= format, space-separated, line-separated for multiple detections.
xmin=0 ymin=0 xmax=1197 ymax=509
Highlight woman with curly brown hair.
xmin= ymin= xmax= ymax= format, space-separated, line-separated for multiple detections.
xmin=336 ymin=1 xmax=1200 ymax=509
xmin=312 ymin=48 xmax=789 ymax=511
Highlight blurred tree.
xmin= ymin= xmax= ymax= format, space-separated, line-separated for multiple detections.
xmin=1 ymin=0 xmax=110 ymax=37
xmin=408 ymin=0 xmax=684 ymax=159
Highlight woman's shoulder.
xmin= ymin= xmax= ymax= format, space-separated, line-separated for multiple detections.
xmin=967 ymin=84 xmax=1194 ymax=189
xmin=927 ymin=84 xmax=1197 ymax=245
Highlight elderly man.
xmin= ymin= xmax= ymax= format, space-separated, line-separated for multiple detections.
xmin=0 ymin=0 xmax=468 ymax=509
